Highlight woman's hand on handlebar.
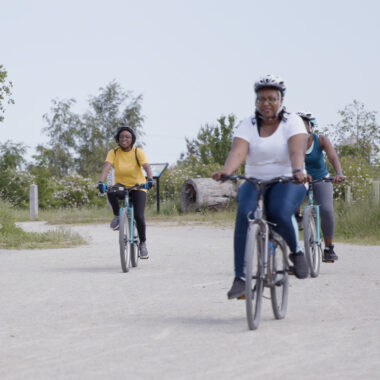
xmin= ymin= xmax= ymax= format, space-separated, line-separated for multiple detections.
xmin=333 ymin=173 xmax=345 ymax=183
xmin=211 ymin=170 xmax=231 ymax=182
xmin=293 ymin=171 xmax=307 ymax=184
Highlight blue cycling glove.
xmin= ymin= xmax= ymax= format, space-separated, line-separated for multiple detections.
xmin=97 ymin=181 xmax=106 ymax=194
xmin=144 ymin=178 xmax=154 ymax=190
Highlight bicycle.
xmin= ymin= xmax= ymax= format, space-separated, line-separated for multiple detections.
xmin=107 ymin=184 xmax=146 ymax=273
xmin=302 ymin=177 xmax=334 ymax=278
xmin=221 ymin=175 xmax=297 ymax=331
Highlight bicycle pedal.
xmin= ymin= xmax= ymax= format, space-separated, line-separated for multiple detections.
xmin=323 ymin=260 xmax=335 ymax=263
xmin=237 ymin=295 xmax=245 ymax=300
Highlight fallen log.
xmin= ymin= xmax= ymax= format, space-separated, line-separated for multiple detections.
xmin=180 ymin=178 xmax=238 ymax=212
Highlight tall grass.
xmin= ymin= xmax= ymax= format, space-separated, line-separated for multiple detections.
xmin=0 ymin=200 xmax=86 ymax=249
xmin=334 ymin=200 xmax=380 ymax=244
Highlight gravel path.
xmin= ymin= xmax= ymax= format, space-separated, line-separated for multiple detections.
xmin=1 ymin=222 xmax=380 ymax=380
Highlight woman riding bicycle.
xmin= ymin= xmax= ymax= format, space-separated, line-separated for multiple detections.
xmin=211 ymin=74 xmax=309 ymax=299
xmin=296 ymin=111 xmax=345 ymax=262
xmin=97 ymin=126 xmax=153 ymax=259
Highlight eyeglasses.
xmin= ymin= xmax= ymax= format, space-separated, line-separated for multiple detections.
xmin=119 ymin=135 xmax=132 ymax=140
xmin=256 ymin=97 xmax=279 ymax=104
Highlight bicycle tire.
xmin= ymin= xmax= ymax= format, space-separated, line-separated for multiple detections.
xmin=119 ymin=209 xmax=131 ymax=273
xmin=245 ymin=224 xmax=264 ymax=331
xmin=130 ymin=220 xmax=139 ymax=267
xmin=303 ymin=207 xmax=321 ymax=277
xmin=269 ymin=237 xmax=289 ymax=319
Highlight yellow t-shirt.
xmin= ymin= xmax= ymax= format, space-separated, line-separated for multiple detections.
xmin=105 ymin=146 xmax=148 ymax=189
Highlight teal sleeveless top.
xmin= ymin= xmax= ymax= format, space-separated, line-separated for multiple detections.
xmin=305 ymin=134 xmax=329 ymax=180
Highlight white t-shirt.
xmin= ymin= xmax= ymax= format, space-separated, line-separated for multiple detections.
xmin=234 ymin=113 xmax=307 ymax=180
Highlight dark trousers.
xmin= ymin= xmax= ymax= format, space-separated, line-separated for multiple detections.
xmin=107 ymin=186 xmax=147 ymax=242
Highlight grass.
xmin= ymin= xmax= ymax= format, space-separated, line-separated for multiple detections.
xmin=0 ymin=200 xmax=86 ymax=249
xmin=334 ymin=200 xmax=380 ymax=245
xmin=4 ymin=198 xmax=380 ymax=247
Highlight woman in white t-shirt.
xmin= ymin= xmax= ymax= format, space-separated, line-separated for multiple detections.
xmin=212 ymin=74 xmax=309 ymax=299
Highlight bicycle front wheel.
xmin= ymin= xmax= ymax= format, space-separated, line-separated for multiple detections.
xmin=119 ymin=209 xmax=131 ymax=273
xmin=269 ymin=236 xmax=289 ymax=319
xmin=303 ymin=207 xmax=321 ymax=278
xmin=130 ymin=220 xmax=139 ymax=267
xmin=245 ymin=224 xmax=264 ymax=331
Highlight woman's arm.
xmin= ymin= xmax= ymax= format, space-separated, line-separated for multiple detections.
xmin=142 ymin=163 xmax=153 ymax=179
xmin=99 ymin=162 xmax=113 ymax=182
xmin=319 ymin=135 xmax=345 ymax=182
xmin=211 ymin=137 xmax=249 ymax=180
xmin=288 ymin=133 xmax=307 ymax=182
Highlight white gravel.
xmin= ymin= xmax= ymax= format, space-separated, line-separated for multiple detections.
xmin=1 ymin=222 xmax=379 ymax=380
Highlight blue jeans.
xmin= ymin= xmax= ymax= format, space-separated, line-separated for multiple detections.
xmin=234 ymin=180 xmax=306 ymax=278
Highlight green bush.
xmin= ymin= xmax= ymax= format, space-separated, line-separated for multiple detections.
xmin=146 ymin=162 xmax=223 ymax=206
xmin=326 ymin=156 xmax=372 ymax=201
xmin=0 ymin=169 xmax=34 ymax=208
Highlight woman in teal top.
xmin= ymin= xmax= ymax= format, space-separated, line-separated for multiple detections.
xmin=297 ymin=111 xmax=345 ymax=262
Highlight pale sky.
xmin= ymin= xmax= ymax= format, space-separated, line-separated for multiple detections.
xmin=1 ymin=0 xmax=379 ymax=165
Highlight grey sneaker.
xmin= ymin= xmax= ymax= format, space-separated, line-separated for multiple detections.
xmin=110 ymin=216 xmax=119 ymax=230
xmin=139 ymin=242 xmax=149 ymax=259
xmin=227 ymin=277 xmax=246 ymax=299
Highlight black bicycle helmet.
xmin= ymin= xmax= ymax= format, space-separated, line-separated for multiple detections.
xmin=114 ymin=126 xmax=136 ymax=146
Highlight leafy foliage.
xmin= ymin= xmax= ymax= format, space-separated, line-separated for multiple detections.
xmin=179 ymin=114 xmax=236 ymax=166
xmin=0 ymin=65 xmax=14 ymax=123
xmin=33 ymin=81 xmax=144 ymax=177
xmin=325 ymin=100 xmax=380 ymax=164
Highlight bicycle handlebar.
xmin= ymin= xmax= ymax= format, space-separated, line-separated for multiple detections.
xmin=106 ymin=184 xmax=146 ymax=193
xmin=219 ymin=175 xmax=302 ymax=187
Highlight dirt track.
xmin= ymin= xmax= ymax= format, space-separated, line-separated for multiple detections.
xmin=1 ymin=222 xmax=380 ymax=380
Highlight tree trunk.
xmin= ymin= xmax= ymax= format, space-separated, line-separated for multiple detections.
xmin=180 ymin=178 xmax=238 ymax=212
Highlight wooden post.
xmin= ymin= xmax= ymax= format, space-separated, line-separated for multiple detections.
xmin=373 ymin=181 xmax=379 ymax=204
xmin=30 ymin=184 xmax=38 ymax=221
xmin=345 ymin=185 xmax=351 ymax=204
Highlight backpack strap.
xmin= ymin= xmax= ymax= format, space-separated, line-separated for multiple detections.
xmin=135 ymin=147 xmax=140 ymax=167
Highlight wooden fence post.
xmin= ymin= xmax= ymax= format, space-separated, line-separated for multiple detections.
xmin=344 ymin=185 xmax=351 ymax=204
xmin=30 ymin=184 xmax=38 ymax=221
xmin=373 ymin=181 xmax=379 ymax=205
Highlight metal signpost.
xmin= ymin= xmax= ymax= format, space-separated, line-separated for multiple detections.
xmin=143 ymin=163 xmax=169 ymax=213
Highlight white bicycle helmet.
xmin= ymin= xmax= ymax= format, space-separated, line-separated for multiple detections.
xmin=254 ymin=74 xmax=286 ymax=96
xmin=296 ymin=111 xmax=317 ymax=127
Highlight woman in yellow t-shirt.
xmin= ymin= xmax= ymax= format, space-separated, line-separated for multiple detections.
xmin=98 ymin=126 xmax=153 ymax=259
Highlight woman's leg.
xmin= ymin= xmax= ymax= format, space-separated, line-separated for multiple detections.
xmin=107 ymin=184 xmax=124 ymax=215
xmin=130 ymin=190 xmax=147 ymax=242
xmin=266 ymin=182 xmax=306 ymax=253
xmin=313 ymin=181 xmax=334 ymax=244
xmin=234 ymin=181 xmax=258 ymax=279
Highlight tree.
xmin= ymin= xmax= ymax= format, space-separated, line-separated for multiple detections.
xmin=33 ymin=98 xmax=80 ymax=177
xmin=326 ymin=100 xmax=380 ymax=164
xmin=34 ymin=81 xmax=145 ymax=178
xmin=0 ymin=65 xmax=14 ymax=123
xmin=76 ymin=81 xmax=144 ymax=177
xmin=180 ymin=114 xmax=236 ymax=166
xmin=0 ymin=140 xmax=27 ymax=170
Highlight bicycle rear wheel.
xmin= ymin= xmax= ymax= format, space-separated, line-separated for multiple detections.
xmin=119 ymin=208 xmax=131 ymax=273
xmin=303 ymin=207 xmax=321 ymax=278
xmin=245 ymin=224 xmax=264 ymax=331
xmin=269 ymin=236 xmax=289 ymax=319
xmin=130 ymin=220 xmax=139 ymax=267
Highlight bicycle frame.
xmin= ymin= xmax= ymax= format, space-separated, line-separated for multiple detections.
xmin=121 ymin=191 xmax=135 ymax=246
xmin=247 ymin=179 xmax=291 ymax=284
xmin=303 ymin=183 xmax=322 ymax=246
